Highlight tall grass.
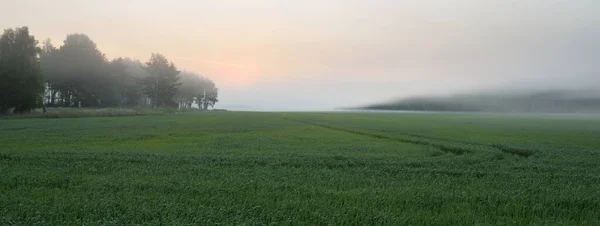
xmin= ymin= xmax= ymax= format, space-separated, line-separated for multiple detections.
xmin=0 ymin=107 xmax=218 ymax=119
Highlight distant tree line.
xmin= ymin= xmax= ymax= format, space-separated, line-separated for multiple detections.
xmin=363 ymin=90 xmax=600 ymax=113
xmin=1 ymin=26 xmax=218 ymax=114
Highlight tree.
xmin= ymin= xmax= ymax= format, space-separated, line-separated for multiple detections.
xmin=120 ymin=58 xmax=149 ymax=106
xmin=142 ymin=53 xmax=181 ymax=108
xmin=56 ymin=34 xmax=111 ymax=107
xmin=196 ymin=79 xmax=219 ymax=110
xmin=202 ymin=87 xmax=219 ymax=110
xmin=39 ymin=34 xmax=112 ymax=107
xmin=176 ymin=71 xmax=202 ymax=109
xmin=0 ymin=27 xmax=44 ymax=114
xmin=107 ymin=58 xmax=144 ymax=107
xmin=175 ymin=71 xmax=219 ymax=110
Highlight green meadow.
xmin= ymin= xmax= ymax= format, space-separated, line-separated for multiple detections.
xmin=1 ymin=112 xmax=599 ymax=225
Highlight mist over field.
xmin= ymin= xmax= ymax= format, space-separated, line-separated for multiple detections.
xmin=362 ymin=89 xmax=600 ymax=113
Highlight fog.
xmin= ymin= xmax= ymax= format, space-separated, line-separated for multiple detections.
xmin=2 ymin=0 xmax=599 ymax=111
xmin=360 ymin=89 xmax=600 ymax=113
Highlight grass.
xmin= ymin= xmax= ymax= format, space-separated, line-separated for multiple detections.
xmin=1 ymin=111 xmax=600 ymax=225
xmin=1 ymin=107 xmax=226 ymax=119
xmin=1 ymin=107 xmax=172 ymax=119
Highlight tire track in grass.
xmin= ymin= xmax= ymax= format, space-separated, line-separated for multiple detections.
xmin=491 ymin=144 xmax=535 ymax=158
xmin=377 ymin=130 xmax=535 ymax=158
xmin=281 ymin=117 xmax=469 ymax=155
xmin=281 ymin=117 xmax=535 ymax=158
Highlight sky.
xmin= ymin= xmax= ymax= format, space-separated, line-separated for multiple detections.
xmin=1 ymin=0 xmax=599 ymax=110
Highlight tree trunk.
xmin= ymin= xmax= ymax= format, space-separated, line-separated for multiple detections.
xmin=50 ymin=90 xmax=57 ymax=105
xmin=65 ymin=88 xmax=71 ymax=107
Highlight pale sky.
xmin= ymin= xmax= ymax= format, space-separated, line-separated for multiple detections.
xmin=2 ymin=0 xmax=599 ymax=110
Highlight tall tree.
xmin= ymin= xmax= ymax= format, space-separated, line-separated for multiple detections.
xmin=0 ymin=27 xmax=44 ymax=113
xmin=142 ymin=53 xmax=181 ymax=108
xmin=54 ymin=34 xmax=110 ymax=107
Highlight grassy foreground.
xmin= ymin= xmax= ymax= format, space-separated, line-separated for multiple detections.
xmin=1 ymin=112 xmax=600 ymax=225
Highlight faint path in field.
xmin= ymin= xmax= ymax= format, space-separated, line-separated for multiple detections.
xmin=280 ymin=116 xmax=534 ymax=158
xmin=281 ymin=117 xmax=469 ymax=155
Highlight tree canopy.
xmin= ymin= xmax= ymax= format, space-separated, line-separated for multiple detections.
xmin=1 ymin=26 xmax=220 ymax=114
xmin=178 ymin=71 xmax=219 ymax=109
xmin=0 ymin=27 xmax=44 ymax=113
xmin=142 ymin=53 xmax=181 ymax=108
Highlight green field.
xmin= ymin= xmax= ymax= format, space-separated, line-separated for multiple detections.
xmin=1 ymin=112 xmax=600 ymax=225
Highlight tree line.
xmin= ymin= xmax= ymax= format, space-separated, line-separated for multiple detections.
xmin=362 ymin=90 xmax=600 ymax=113
xmin=1 ymin=26 xmax=218 ymax=114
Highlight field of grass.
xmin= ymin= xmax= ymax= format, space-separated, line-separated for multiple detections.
xmin=1 ymin=112 xmax=600 ymax=225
